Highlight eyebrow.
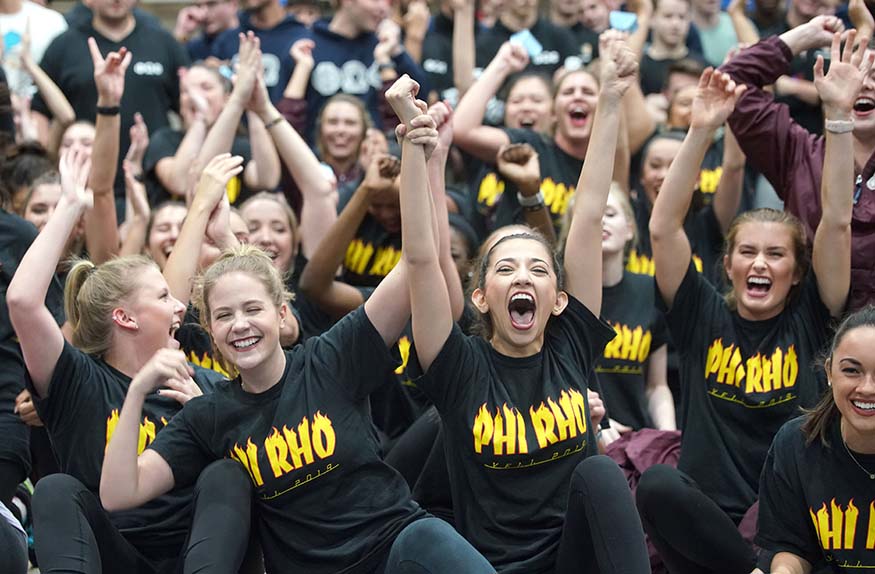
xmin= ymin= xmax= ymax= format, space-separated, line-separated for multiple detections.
xmin=495 ymin=257 xmax=549 ymax=266
xmin=839 ymin=357 xmax=862 ymax=367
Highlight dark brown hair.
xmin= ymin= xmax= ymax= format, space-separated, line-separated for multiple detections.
xmin=802 ymin=306 xmax=875 ymax=446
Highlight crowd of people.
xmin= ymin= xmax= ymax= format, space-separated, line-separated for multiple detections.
xmin=0 ymin=0 xmax=874 ymax=572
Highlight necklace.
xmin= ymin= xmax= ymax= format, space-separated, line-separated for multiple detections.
xmin=842 ymin=439 xmax=875 ymax=480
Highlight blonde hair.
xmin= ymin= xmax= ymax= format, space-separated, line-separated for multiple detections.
xmin=192 ymin=244 xmax=294 ymax=373
xmin=63 ymin=255 xmax=157 ymax=357
xmin=558 ymin=182 xmax=633 ymax=249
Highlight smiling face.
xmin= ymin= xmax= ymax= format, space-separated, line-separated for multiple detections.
xmin=553 ymin=71 xmax=599 ymax=148
xmin=147 ymin=204 xmax=187 ymax=270
xmin=122 ymin=265 xmax=186 ymax=352
xmin=473 ymin=236 xmax=568 ymax=357
xmin=852 ymin=65 xmax=875 ymax=138
xmin=505 ymin=76 xmax=553 ymax=132
xmin=240 ymin=197 xmax=297 ymax=274
xmin=723 ymin=221 xmax=802 ymax=321
xmin=640 ymin=137 xmax=683 ymax=204
xmin=207 ymin=271 xmax=286 ymax=374
xmin=319 ymin=100 xmax=367 ymax=166
xmin=829 ymin=326 xmax=875 ymax=452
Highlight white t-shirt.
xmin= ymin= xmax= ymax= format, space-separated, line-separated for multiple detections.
xmin=0 ymin=1 xmax=68 ymax=95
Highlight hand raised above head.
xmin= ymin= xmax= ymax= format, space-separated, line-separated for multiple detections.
xmin=385 ymin=74 xmax=423 ymax=124
xmin=193 ymin=153 xmax=245 ymax=211
xmin=89 ymin=37 xmax=132 ymax=106
xmin=496 ymin=142 xmax=540 ymax=191
xmin=59 ymin=146 xmax=93 ymax=210
xmin=598 ymin=31 xmax=639 ymax=101
xmin=814 ymin=29 xmax=875 ymax=119
xmin=689 ymin=67 xmax=747 ymax=130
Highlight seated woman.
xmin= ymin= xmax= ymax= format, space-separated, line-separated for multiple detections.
xmin=634 ymin=31 xmax=863 ymax=574
xmin=98 ymin=86 xmax=495 ymax=574
xmin=398 ymin=31 xmax=651 ymax=572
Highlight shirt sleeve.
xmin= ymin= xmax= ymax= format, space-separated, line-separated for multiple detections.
xmin=550 ymin=295 xmax=617 ymax=378
xmin=147 ymin=397 xmax=215 ymax=488
xmin=657 ymin=261 xmax=723 ymax=356
xmin=26 ymin=341 xmax=100 ymax=434
xmin=305 ymin=306 xmax=398 ymax=401
xmin=409 ymin=322 xmax=479 ymax=412
xmin=755 ymin=421 xmax=822 ymax=565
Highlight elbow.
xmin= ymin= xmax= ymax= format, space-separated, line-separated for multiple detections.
xmin=56 ymin=108 xmax=76 ymax=127
xmin=648 ymin=218 xmax=670 ymax=245
xmin=99 ymin=482 xmax=131 ymax=513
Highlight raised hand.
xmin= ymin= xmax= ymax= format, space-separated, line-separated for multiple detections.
xmin=59 ymin=146 xmax=93 ymax=210
xmin=289 ymin=38 xmax=315 ymax=68
xmin=428 ymin=100 xmax=454 ymax=159
xmin=689 ymin=68 xmax=747 ymax=130
xmin=174 ymin=5 xmax=205 ymax=42
xmin=375 ymin=18 xmax=402 ymax=63
xmin=814 ymin=30 xmax=875 ymax=119
xmin=124 ymin=112 xmax=149 ymax=170
xmin=192 ymin=153 xmax=245 ymax=212
xmin=362 ymin=154 xmax=401 ymax=195
xmin=385 ymin=74 xmax=424 ymax=125
xmin=401 ymin=111 xmax=439 ymax=159
xmin=848 ymin=0 xmax=874 ymax=43
xmin=496 ymin=143 xmax=541 ymax=195
xmin=230 ymin=32 xmax=261 ymax=106
xmin=782 ymin=14 xmax=846 ymax=54
xmin=598 ymin=30 xmax=639 ymax=101
xmin=124 ymin=162 xmax=151 ymax=222
xmin=246 ymin=67 xmax=273 ymax=119
xmin=89 ymin=37 xmax=132 ymax=107
xmin=492 ymin=41 xmax=529 ymax=74
xmin=130 ymin=348 xmax=200 ymax=405
xmin=403 ymin=0 xmax=431 ymax=38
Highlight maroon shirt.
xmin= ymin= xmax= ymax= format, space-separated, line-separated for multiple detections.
xmin=721 ymin=36 xmax=875 ymax=311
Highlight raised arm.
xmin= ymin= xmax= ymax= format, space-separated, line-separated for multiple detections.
xmin=726 ymin=0 xmax=759 ymax=45
xmin=83 ymin=38 xmax=129 ymax=264
xmin=711 ymin=124 xmax=745 ymax=235
xmin=451 ymin=42 xmax=527 ymax=162
xmin=100 ymin=348 xmax=192 ymax=511
xmin=650 ymin=68 xmax=746 ymax=308
xmin=7 ymin=149 xmax=91 ymax=396
xmin=163 ymin=154 xmax=244 ymax=304
xmin=811 ymin=31 xmax=871 ymax=317
xmin=382 ymin=75 xmax=449 ymax=370
xmin=451 ymin=0 xmax=476 ymax=97
xmin=284 ymin=39 xmax=315 ymax=100
xmin=564 ymin=36 xmax=637 ymax=314
xmin=298 ymin=156 xmax=399 ymax=319
xmin=242 ymin=111 xmax=281 ymax=192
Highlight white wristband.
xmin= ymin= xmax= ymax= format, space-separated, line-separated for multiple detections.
xmin=825 ymin=119 xmax=854 ymax=134
xmin=517 ymin=190 xmax=544 ymax=207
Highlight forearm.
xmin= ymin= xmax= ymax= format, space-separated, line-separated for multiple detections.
xmin=119 ymin=215 xmax=149 ymax=256
xmin=775 ymin=76 xmax=820 ymax=106
xmin=729 ymin=9 xmax=760 ymax=45
xmin=244 ymin=112 xmax=281 ymax=190
xmin=428 ymin=151 xmax=465 ymax=320
xmin=712 ymin=126 xmax=745 ymax=234
xmin=452 ymin=3 xmax=476 ymax=96
xmin=194 ymin=100 xmax=245 ymax=175
xmin=624 ymin=82 xmax=657 ymax=155
xmin=298 ymin=187 xmax=370 ymax=295
xmin=84 ymin=111 xmax=121 ymax=264
xmin=260 ymin=105 xmax=331 ymax=200
xmin=162 ymin=120 xmax=208 ymax=196
xmin=405 ymin=34 xmax=426 ymax=64
xmin=646 ymin=385 xmax=676 ymax=430
xmin=650 ymin=127 xmax=713 ymax=237
xmin=453 ymin=60 xmax=509 ymax=138
xmin=100 ymin=389 xmax=147 ymax=511
xmin=284 ymin=62 xmax=313 ymax=99
xmin=163 ymin=202 xmax=211 ymax=303
xmin=23 ymin=60 xmax=75 ymax=126
xmin=770 ymin=552 xmax=812 ymax=574
xmin=517 ymin=179 xmax=556 ymax=242
xmin=401 ymin=139 xmax=437 ymax=265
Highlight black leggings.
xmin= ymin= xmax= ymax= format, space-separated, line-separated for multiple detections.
xmin=555 ymin=455 xmax=651 ymax=574
xmin=635 ymin=465 xmax=757 ymax=574
xmin=33 ymin=460 xmax=253 ymax=574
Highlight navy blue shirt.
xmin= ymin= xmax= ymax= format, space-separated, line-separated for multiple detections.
xmin=211 ymin=12 xmax=309 ymax=103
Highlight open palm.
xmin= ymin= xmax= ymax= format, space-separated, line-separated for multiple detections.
xmin=814 ymin=30 xmax=874 ymax=115
xmin=690 ymin=68 xmax=746 ymax=130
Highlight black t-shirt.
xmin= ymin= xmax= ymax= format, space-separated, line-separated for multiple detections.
xmin=143 ymin=127 xmax=253 ymax=205
xmin=149 ymin=308 xmax=425 ymax=573
xmin=467 ymin=128 xmax=582 ymax=240
xmin=475 ymin=18 xmax=584 ymax=76
xmin=33 ymin=17 xmax=189 ymax=205
xmin=0 ymin=211 xmax=64 ymax=466
xmin=639 ymin=50 xmax=708 ymax=95
xmin=757 ymin=416 xmax=875 ymax=572
xmin=596 ymin=271 xmax=668 ymax=430
xmin=340 ymin=215 xmax=401 ymax=288
xmin=628 ymin=193 xmax=725 ymax=285
xmin=414 ymin=296 xmax=615 ymax=572
xmin=661 ymin=263 xmax=832 ymax=522
xmin=26 ymin=341 xmax=222 ymax=550
xmin=567 ymin=23 xmax=599 ymax=67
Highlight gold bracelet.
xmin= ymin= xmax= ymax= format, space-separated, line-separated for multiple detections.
xmin=264 ymin=116 xmax=284 ymax=130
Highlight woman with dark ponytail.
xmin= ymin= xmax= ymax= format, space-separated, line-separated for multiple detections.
xmin=757 ymin=305 xmax=875 ymax=573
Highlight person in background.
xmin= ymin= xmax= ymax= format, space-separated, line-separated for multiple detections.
xmin=640 ymin=0 xmax=707 ymax=95
xmin=285 ymin=0 xmax=322 ymax=26
xmin=0 ymin=0 xmax=67 ymax=97
xmin=690 ymin=0 xmax=737 ymax=66
xmin=173 ymin=0 xmax=240 ymax=60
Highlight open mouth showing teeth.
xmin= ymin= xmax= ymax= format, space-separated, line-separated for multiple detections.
xmin=232 ymin=337 xmax=261 ymax=350
xmin=747 ymin=276 xmax=772 ymax=295
xmin=169 ymin=322 xmax=180 ymax=337
xmin=508 ymin=293 xmax=536 ymax=330
xmin=852 ymin=400 xmax=875 ymax=411
xmin=569 ymin=107 xmax=588 ymax=125
xmin=519 ymin=118 xmax=536 ymax=128
xmin=854 ymin=98 xmax=875 ymax=113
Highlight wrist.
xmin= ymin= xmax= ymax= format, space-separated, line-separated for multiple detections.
xmin=779 ymin=27 xmax=812 ymax=55
xmin=823 ymin=105 xmax=852 ymax=121
xmin=257 ymin=104 xmax=280 ymax=123
xmin=96 ymin=96 xmax=121 ymax=108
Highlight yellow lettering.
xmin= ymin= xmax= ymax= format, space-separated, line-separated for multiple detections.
xmin=603 ymin=324 xmax=623 ymax=359
xmin=783 ymin=345 xmax=798 ymax=388
xmin=264 ymin=427 xmax=293 ymax=478
xmin=283 ymin=419 xmax=314 ymax=468
xmin=138 ymin=417 xmax=156 ymax=454
xmin=620 ymin=325 xmax=643 ymax=361
xmin=705 ymin=339 xmax=724 ymax=379
xmin=395 ymin=336 xmax=411 ymax=376
xmin=845 ymin=499 xmax=859 ymax=550
xmin=548 ymin=397 xmax=576 ymax=441
xmin=638 ymin=330 xmax=652 ymax=362
xmin=867 ymin=502 xmax=875 ymax=550
xmin=311 ymin=412 xmax=336 ymax=459
xmin=515 ymin=409 xmax=528 ymax=454
xmin=698 ymin=167 xmax=723 ymax=195
xmin=472 ymin=404 xmax=494 ymax=454
xmin=477 ymin=173 xmax=505 ymax=207
xmin=763 ymin=348 xmax=783 ymax=392
xmin=344 ymin=240 xmax=375 ymax=275
xmin=746 ymin=354 xmax=763 ymax=394
xmin=230 ymin=438 xmax=263 ymax=486
xmin=530 ymin=403 xmax=558 ymax=448
xmin=569 ymin=388 xmax=588 ymax=435
xmin=368 ymin=246 xmax=402 ymax=277
xmin=492 ymin=405 xmax=515 ymax=455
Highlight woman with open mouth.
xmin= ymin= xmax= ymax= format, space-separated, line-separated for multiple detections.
xmin=96 ymin=78 xmax=494 ymax=574
xmin=400 ymin=35 xmax=651 ymax=573
xmin=635 ymin=32 xmax=863 ymax=574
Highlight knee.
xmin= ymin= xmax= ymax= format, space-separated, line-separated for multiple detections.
xmin=570 ymin=455 xmax=625 ymax=491
xmin=195 ymin=459 xmax=251 ymax=493
xmin=389 ymin=517 xmax=492 ymax=573
xmin=33 ymin=474 xmax=87 ymax=519
xmin=635 ymin=464 xmax=683 ymax=516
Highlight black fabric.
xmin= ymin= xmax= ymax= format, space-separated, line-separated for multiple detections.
xmin=567 ymin=23 xmax=600 ymax=67
xmin=143 ymin=127 xmax=253 ymax=205
xmin=0 ymin=210 xmax=64 ymax=487
xmin=32 ymin=16 xmax=189 ymax=207
xmin=554 ymin=456 xmax=650 ymax=574
xmin=629 ymin=191 xmax=725 ymax=285
xmin=639 ymin=50 xmax=708 ymax=95
xmin=636 ymin=464 xmax=758 ymax=574
xmin=25 ymin=341 xmax=223 ymax=551
xmin=421 ymin=12 xmax=457 ymax=104
xmin=659 ymin=262 xmax=832 ymax=523
xmin=385 ymin=407 xmax=441 ymax=489
xmin=0 ymin=507 xmax=27 ymax=574
xmin=148 ymin=308 xmax=426 ymax=574
xmin=757 ymin=416 xmax=875 ymax=571
xmin=475 ymin=18 xmax=583 ymax=76
xmin=467 ymin=128 xmax=582 ymax=240
xmin=413 ymin=296 xmax=615 ymax=572
xmin=596 ymin=271 xmax=668 ymax=430
xmin=340 ymin=214 xmax=401 ymax=288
